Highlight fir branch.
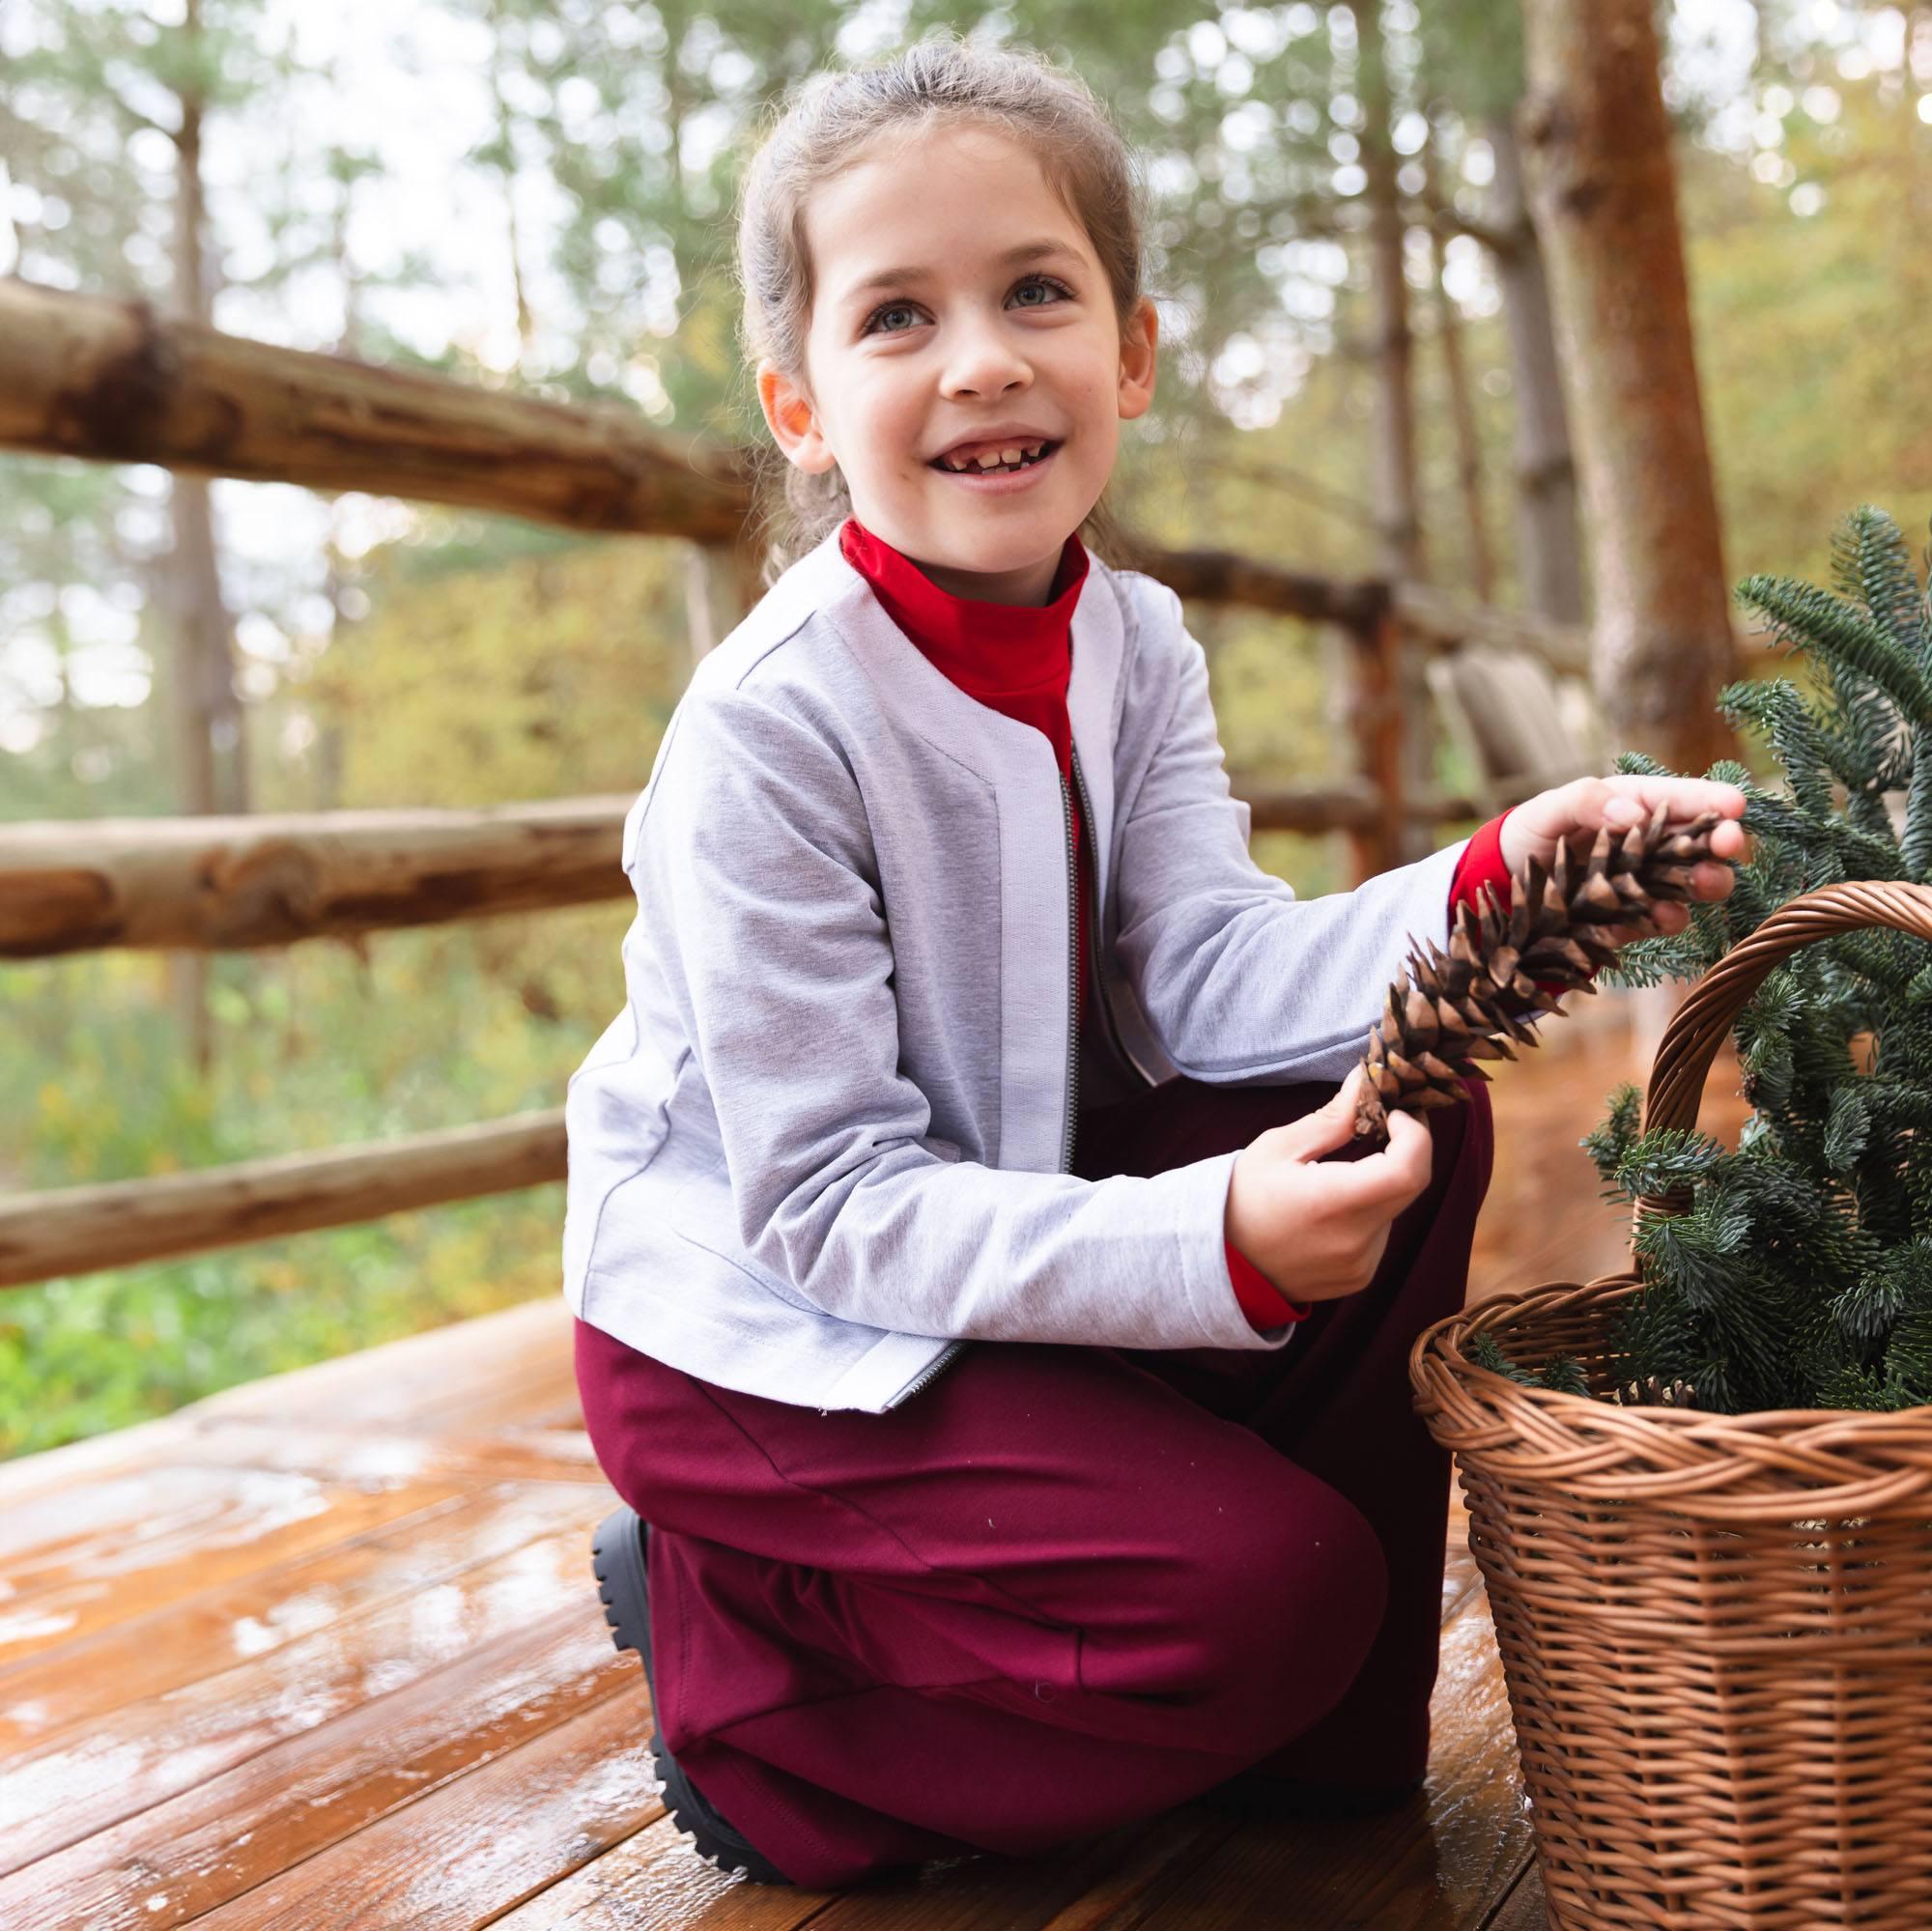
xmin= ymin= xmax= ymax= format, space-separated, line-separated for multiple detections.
xmin=1902 ymin=735 xmax=1932 ymax=879
xmin=1822 ymin=1088 xmax=1872 ymax=1175
xmin=1468 ymin=1330 xmax=1590 ymax=1397
xmin=1736 ymin=574 xmax=1932 ymax=728
xmin=1613 ymin=1127 xmax=1729 ymax=1205
xmin=1582 ymin=1082 xmax=1644 ymax=1193
xmin=1832 ymin=504 xmax=1930 ymax=665
xmin=1719 ymin=678 xmax=1839 ymax=818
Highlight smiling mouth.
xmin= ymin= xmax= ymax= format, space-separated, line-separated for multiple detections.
xmin=928 ymin=439 xmax=1062 ymax=474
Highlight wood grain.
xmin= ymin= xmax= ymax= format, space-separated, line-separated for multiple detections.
xmin=0 ymin=1516 xmax=605 ymax=1873
xmin=2 ymin=1608 xmax=639 ymax=1930
xmin=179 ymin=1687 xmax=662 ymax=1930
xmin=0 ymin=1479 xmax=596 ymax=1746
xmin=0 ymin=1462 xmax=470 ymax=1664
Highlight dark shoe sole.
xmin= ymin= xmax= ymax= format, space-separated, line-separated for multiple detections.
xmin=590 ymin=1506 xmax=795 ymax=1886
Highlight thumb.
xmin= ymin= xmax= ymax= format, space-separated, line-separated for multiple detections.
xmin=1281 ymin=1066 xmax=1372 ymax=1165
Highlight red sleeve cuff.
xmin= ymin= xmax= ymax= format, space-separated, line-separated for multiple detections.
xmin=1227 ymin=1238 xmax=1311 ymax=1330
xmin=1449 ymin=809 xmax=1515 ymax=917
xmin=1448 ymin=805 xmax=1587 ymax=997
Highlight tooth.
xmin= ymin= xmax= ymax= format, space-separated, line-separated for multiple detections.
xmin=1022 ymin=442 xmax=1043 ymax=457
xmin=976 ymin=450 xmax=1002 ymax=469
xmin=1000 ymin=446 xmax=1023 ymax=465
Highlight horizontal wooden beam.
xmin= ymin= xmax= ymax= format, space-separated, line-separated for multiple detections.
xmin=0 ymin=277 xmax=752 ymax=543
xmin=0 ymin=1110 xmax=565 ymax=1291
xmin=0 ymin=797 xmax=633 ymax=957
xmin=1240 ymin=781 xmax=1487 ymax=834
xmin=0 ymin=785 xmax=1504 ymax=958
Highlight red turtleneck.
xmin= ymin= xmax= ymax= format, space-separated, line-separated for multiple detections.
xmin=838 ymin=516 xmax=1520 ymax=1334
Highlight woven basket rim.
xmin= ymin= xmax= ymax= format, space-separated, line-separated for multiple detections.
xmin=1420 ymin=1274 xmax=1932 ymax=1432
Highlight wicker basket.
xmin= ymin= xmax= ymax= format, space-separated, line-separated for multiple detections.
xmin=1409 ymin=880 xmax=1932 ymax=1931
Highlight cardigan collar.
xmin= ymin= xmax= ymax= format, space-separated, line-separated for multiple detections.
xmin=838 ymin=517 xmax=1090 ymax=697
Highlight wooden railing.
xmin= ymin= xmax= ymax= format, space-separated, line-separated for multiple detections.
xmin=1 ymin=274 xmax=1584 ymax=1291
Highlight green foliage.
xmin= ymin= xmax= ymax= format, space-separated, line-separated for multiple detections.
xmin=1573 ymin=506 xmax=1932 ymax=1414
xmin=0 ymin=905 xmax=630 ymax=1461
xmin=1469 ymin=1330 xmax=1589 ymax=1400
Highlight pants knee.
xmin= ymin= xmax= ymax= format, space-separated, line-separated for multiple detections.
xmin=1165 ymin=1482 xmax=1387 ymax=1760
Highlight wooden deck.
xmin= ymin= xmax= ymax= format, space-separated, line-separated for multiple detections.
xmin=0 ymin=987 xmax=1737 ymax=1929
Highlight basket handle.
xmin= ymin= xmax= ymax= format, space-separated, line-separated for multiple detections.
xmin=1634 ymin=878 xmax=1932 ymax=1220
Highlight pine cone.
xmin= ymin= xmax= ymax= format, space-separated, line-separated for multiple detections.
xmin=1351 ymin=804 xmax=1724 ymax=1144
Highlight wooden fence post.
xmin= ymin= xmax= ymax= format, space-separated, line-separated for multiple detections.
xmin=1344 ymin=602 xmax=1406 ymax=882
xmin=684 ymin=539 xmax=759 ymax=666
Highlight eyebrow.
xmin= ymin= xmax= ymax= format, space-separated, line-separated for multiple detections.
xmin=838 ymin=239 xmax=1081 ymax=305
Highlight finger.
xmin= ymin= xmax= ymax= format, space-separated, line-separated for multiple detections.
xmin=1383 ymin=1103 xmax=1435 ymax=1195
xmin=1708 ymin=819 xmax=1749 ymax=862
xmin=1329 ymin=1102 xmax=1435 ymax=1205
xmin=1599 ymin=776 xmax=1748 ymax=827
xmin=1281 ymin=1066 xmax=1373 ymax=1164
xmin=1690 ymin=859 xmax=1736 ymax=900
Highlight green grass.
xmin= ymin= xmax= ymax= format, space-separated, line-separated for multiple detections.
xmin=0 ymin=905 xmax=627 ymax=1462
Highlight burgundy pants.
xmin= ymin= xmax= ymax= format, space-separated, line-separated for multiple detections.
xmin=574 ymin=1073 xmax=1493 ymax=1888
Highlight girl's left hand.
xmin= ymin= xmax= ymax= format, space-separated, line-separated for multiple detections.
xmin=1499 ymin=775 xmax=1750 ymax=940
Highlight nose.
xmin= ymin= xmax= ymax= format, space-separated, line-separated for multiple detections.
xmin=940 ymin=307 xmax=1032 ymax=400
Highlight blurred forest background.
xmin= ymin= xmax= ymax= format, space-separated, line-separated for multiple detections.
xmin=4 ymin=0 xmax=1930 ymax=1458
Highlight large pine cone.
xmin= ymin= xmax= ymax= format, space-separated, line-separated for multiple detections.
xmin=1352 ymin=805 xmax=1723 ymax=1144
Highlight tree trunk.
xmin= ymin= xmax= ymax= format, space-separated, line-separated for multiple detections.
xmin=1424 ymin=139 xmax=1494 ymax=602
xmin=166 ymin=14 xmax=247 ymax=1073
xmin=1518 ymin=0 xmax=1737 ymax=776
xmin=1349 ymin=1 xmax=1433 ymax=864
xmin=1487 ymin=117 xmax=1585 ymax=624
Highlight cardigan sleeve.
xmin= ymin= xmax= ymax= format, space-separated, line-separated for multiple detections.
xmin=1108 ymin=591 xmax=1468 ymax=1087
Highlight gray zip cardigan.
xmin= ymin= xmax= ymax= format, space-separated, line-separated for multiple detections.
xmin=562 ymin=525 xmax=1469 ymax=1413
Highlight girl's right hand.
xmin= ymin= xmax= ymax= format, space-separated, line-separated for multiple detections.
xmin=1224 ymin=1065 xmax=1435 ymax=1303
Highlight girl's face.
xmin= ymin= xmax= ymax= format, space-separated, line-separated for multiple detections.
xmin=757 ymin=121 xmax=1158 ymax=608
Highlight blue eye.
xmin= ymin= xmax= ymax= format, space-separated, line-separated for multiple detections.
xmin=867 ymin=301 xmax=923 ymax=336
xmin=1010 ymin=275 xmax=1072 ymax=308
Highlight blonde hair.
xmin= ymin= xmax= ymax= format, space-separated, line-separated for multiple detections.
xmin=734 ymin=35 xmax=1151 ymax=582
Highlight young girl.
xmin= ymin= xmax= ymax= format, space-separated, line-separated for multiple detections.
xmin=565 ymin=37 xmax=1747 ymax=1892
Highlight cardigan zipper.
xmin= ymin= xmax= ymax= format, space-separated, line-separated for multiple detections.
xmin=1058 ymin=769 xmax=1081 ymax=1172
xmin=1069 ymin=751 xmax=1157 ymax=1093
xmin=886 ymin=751 xmax=1094 ymax=1412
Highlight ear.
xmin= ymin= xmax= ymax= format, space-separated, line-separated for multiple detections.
xmin=1116 ymin=297 xmax=1158 ymax=422
xmin=756 ymin=359 xmax=838 ymax=474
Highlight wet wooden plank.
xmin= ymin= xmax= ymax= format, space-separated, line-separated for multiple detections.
xmin=178 ymin=1686 xmax=662 ymax=1930
xmin=482 ymin=1783 xmax=1243 ymax=1931
xmin=0 ymin=1407 xmax=203 ymax=1511
xmin=0 ymin=1463 xmax=471 ymax=1665
xmin=1483 ymin=1865 xmax=1548 ymax=1930
xmin=185 ymin=1294 xmax=574 ymax=1432
xmin=0 ymin=1478 xmax=597 ymax=1747
xmin=1085 ymin=1587 xmax=1532 ymax=1930
xmin=485 ymin=1809 xmax=838 ymax=1930
xmin=1 ymin=1607 xmax=640 ymax=1931
xmin=172 ymin=1415 xmax=608 ymax=1487
xmin=0 ymin=1512 xmax=603 ymax=1873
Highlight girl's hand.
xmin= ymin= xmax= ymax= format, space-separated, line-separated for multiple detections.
xmin=1499 ymin=775 xmax=1749 ymax=940
xmin=1224 ymin=1067 xmax=1435 ymax=1303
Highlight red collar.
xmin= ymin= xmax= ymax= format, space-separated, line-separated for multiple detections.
xmin=839 ymin=518 xmax=1089 ymax=698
